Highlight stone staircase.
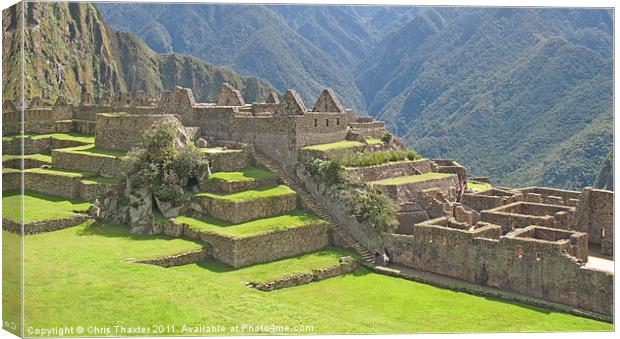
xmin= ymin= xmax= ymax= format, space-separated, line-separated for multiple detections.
xmin=253 ymin=151 xmax=375 ymax=264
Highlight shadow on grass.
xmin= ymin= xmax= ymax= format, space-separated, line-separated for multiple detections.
xmin=196 ymin=259 xmax=235 ymax=273
xmin=4 ymin=189 xmax=88 ymax=204
xmin=76 ymin=220 xmax=201 ymax=245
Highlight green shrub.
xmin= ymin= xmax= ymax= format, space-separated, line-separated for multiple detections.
xmin=122 ymin=122 xmax=209 ymax=206
xmin=380 ymin=132 xmax=393 ymax=143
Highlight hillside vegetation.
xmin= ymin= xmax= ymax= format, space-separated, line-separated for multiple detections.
xmin=2 ymin=2 xmax=275 ymax=105
xmin=98 ymin=5 xmax=612 ymax=190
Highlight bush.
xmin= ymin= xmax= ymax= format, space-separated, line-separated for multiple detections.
xmin=122 ymin=122 xmax=209 ymax=206
xmin=304 ymin=158 xmax=399 ymax=233
xmin=380 ymin=132 xmax=393 ymax=143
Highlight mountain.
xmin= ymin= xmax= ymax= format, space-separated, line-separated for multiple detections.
xmin=97 ymin=3 xmax=368 ymax=110
xmin=2 ymin=2 xmax=274 ymax=105
xmin=10 ymin=3 xmax=613 ymax=190
xmin=595 ymin=150 xmax=613 ymax=190
xmin=358 ymin=8 xmax=613 ymax=190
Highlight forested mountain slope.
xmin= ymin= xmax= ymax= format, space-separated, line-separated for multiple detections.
xmin=2 ymin=2 xmax=274 ymax=105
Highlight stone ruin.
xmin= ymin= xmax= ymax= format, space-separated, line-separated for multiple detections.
xmin=2 ymin=81 xmax=614 ymax=319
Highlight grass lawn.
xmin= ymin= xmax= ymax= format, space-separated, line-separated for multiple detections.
xmin=303 ymin=140 xmax=364 ymax=151
xmin=2 ymin=221 xmax=610 ymax=335
xmin=3 ymin=152 xmax=52 ymax=163
xmin=208 ymin=166 xmax=276 ymax=183
xmin=175 ymin=211 xmax=323 ymax=238
xmin=2 ymin=190 xmax=91 ymax=223
xmin=371 ymin=172 xmax=453 ymax=185
xmin=195 ymin=184 xmax=294 ymax=202
xmin=468 ymin=181 xmax=492 ymax=192
xmin=57 ymin=145 xmax=127 ymax=158
xmin=80 ymin=176 xmax=123 ymax=185
xmin=2 ymin=132 xmax=95 ymax=144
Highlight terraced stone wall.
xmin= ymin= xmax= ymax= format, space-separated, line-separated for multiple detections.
xmin=193 ymin=191 xmax=297 ymax=223
xmin=203 ymin=149 xmax=249 ymax=172
xmin=175 ymin=221 xmax=331 ymax=268
xmin=2 ymin=110 xmax=20 ymax=135
xmin=462 ymin=188 xmax=523 ymax=212
xmin=375 ymin=174 xmax=459 ymax=204
xmin=480 ymin=201 xmax=574 ymax=234
xmin=52 ymin=150 xmax=125 ymax=177
xmin=345 ymin=159 xmax=433 ymax=182
xmin=385 ymin=220 xmax=613 ymax=316
xmin=2 ymin=171 xmax=21 ymax=191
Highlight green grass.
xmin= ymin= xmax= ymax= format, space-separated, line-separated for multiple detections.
xmin=195 ymin=184 xmax=294 ymax=202
xmin=468 ymin=181 xmax=492 ymax=192
xmin=3 ymin=152 xmax=52 ymax=163
xmin=3 ymin=221 xmax=610 ymax=334
xmin=2 ymin=190 xmax=91 ymax=223
xmin=57 ymin=144 xmax=127 ymax=158
xmin=2 ymin=132 xmax=94 ymax=144
xmin=303 ymin=140 xmax=364 ymax=151
xmin=371 ymin=172 xmax=453 ymax=185
xmin=2 ymin=226 xmax=22 ymax=335
xmin=2 ymin=168 xmax=21 ymax=174
xmin=175 ymin=211 xmax=323 ymax=238
xmin=25 ymin=167 xmax=96 ymax=178
xmin=365 ymin=137 xmax=384 ymax=145
xmin=208 ymin=166 xmax=276 ymax=183
xmin=80 ymin=176 xmax=123 ymax=185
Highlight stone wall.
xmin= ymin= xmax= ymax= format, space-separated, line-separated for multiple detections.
xmin=203 ymin=149 xmax=250 ymax=172
xmin=462 ymin=188 xmax=523 ymax=212
xmin=2 ymin=170 xmax=21 ymax=192
xmin=52 ymin=149 xmax=125 ymax=177
xmin=516 ymin=187 xmax=581 ymax=207
xmin=79 ymin=181 xmax=125 ymax=201
xmin=385 ymin=218 xmax=613 ymax=316
xmin=574 ymin=187 xmax=614 ymax=255
xmin=24 ymin=171 xmax=83 ymax=198
xmin=192 ymin=190 xmax=297 ymax=223
xmin=345 ymin=159 xmax=433 ymax=182
xmin=2 ymin=215 xmax=90 ymax=234
xmin=249 ymin=261 xmax=359 ymax=291
xmin=374 ymin=174 xmax=459 ymax=204
xmin=133 ymin=248 xmax=208 ymax=268
xmin=179 ymin=220 xmax=331 ymax=268
xmin=480 ymin=201 xmax=574 ymax=234
xmin=3 ymin=136 xmax=88 ymax=155
xmin=3 ymin=110 xmax=20 ymax=135
xmin=95 ymin=113 xmax=182 ymax=150
xmin=3 ymin=157 xmax=50 ymax=169
xmin=204 ymin=176 xmax=279 ymax=194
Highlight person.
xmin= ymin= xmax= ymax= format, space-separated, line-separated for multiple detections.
xmin=382 ymin=250 xmax=390 ymax=266
xmin=374 ymin=251 xmax=383 ymax=266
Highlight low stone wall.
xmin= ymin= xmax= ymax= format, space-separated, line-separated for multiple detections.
xmin=3 ymin=157 xmax=50 ymax=169
xmin=2 ymin=215 xmax=90 ymax=234
xmin=431 ymin=159 xmax=467 ymax=182
xmin=193 ymin=191 xmax=297 ymax=223
xmin=574 ymin=187 xmax=613 ymax=255
xmin=2 ymin=170 xmax=21 ymax=191
xmin=515 ymin=187 xmax=581 ymax=207
xmin=133 ymin=248 xmax=208 ymax=267
xmin=162 ymin=219 xmax=331 ymax=268
xmin=385 ymin=221 xmax=613 ymax=316
xmin=24 ymin=171 xmax=83 ymax=198
xmin=462 ymin=188 xmax=523 ymax=212
xmin=52 ymin=149 xmax=125 ymax=177
xmin=480 ymin=201 xmax=574 ymax=234
xmin=204 ymin=176 xmax=278 ymax=193
xmin=79 ymin=181 xmax=125 ymax=201
xmin=73 ymin=119 xmax=96 ymax=135
xmin=345 ymin=159 xmax=432 ymax=182
xmin=3 ymin=136 xmax=89 ymax=155
xmin=374 ymin=174 xmax=459 ymax=204
xmin=249 ymin=261 xmax=359 ymax=291
xmin=95 ymin=113 xmax=181 ymax=150
xmin=204 ymin=150 xmax=250 ymax=172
